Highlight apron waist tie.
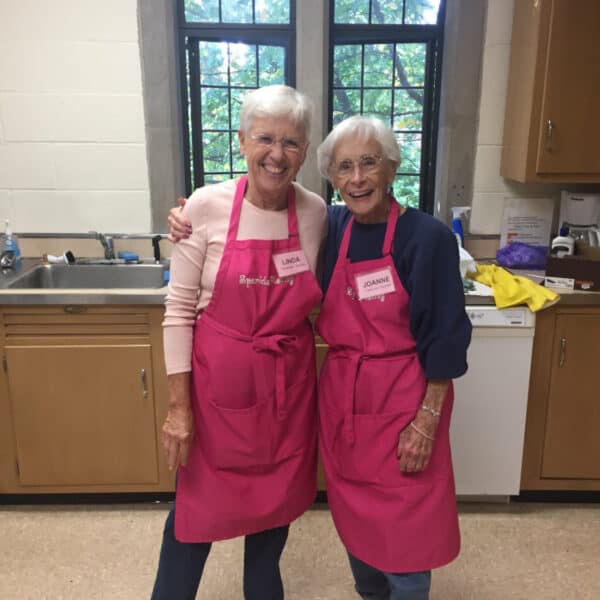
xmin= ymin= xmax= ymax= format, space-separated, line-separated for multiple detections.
xmin=199 ymin=313 xmax=297 ymax=420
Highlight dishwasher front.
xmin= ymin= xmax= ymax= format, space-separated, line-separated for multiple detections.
xmin=450 ymin=305 xmax=535 ymax=498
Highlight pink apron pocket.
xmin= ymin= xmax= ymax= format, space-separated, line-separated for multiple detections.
xmin=331 ymin=411 xmax=450 ymax=487
xmin=194 ymin=338 xmax=273 ymax=410
xmin=202 ymin=399 xmax=272 ymax=471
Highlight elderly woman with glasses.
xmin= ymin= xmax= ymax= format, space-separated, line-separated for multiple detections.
xmin=151 ymin=85 xmax=326 ymax=600
xmin=315 ymin=116 xmax=471 ymax=599
xmin=168 ymin=113 xmax=471 ymax=599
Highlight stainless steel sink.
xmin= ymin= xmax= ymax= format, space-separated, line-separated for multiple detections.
xmin=7 ymin=263 xmax=166 ymax=289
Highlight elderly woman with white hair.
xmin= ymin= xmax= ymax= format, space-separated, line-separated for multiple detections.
xmin=166 ymin=112 xmax=471 ymax=599
xmin=151 ymin=85 xmax=326 ymax=599
xmin=316 ymin=115 xmax=471 ymax=599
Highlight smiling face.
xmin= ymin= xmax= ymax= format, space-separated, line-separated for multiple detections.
xmin=331 ymin=135 xmax=397 ymax=224
xmin=238 ymin=116 xmax=308 ymax=209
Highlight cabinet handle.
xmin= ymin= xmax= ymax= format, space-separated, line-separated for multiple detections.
xmin=141 ymin=368 xmax=148 ymax=398
xmin=559 ymin=337 xmax=566 ymax=367
xmin=64 ymin=305 xmax=86 ymax=314
xmin=545 ymin=119 xmax=553 ymax=151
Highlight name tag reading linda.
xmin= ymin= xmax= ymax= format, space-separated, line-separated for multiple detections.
xmin=355 ymin=267 xmax=396 ymax=300
xmin=272 ymin=250 xmax=310 ymax=277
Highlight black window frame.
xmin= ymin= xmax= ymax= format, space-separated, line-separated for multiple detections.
xmin=176 ymin=1 xmax=297 ymax=196
xmin=328 ymin=0 xmax=446 ymax=213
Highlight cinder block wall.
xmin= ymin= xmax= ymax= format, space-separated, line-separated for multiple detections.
xmin=0 ymin=0 xmax=150 ymax=233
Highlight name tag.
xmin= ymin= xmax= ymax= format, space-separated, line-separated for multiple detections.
xmin=272 ymin=250 xmax=310 ymax=277
xmin=355 ymin=267 xmax=396 ymax=300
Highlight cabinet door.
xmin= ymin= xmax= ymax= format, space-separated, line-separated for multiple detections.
xmin=536 ymin=0 xmax=600 ymax=174
xmin=541 ymin=314 xmax=600 ymax=479
xmin=6 ymin=344 xmax=159 ymax=486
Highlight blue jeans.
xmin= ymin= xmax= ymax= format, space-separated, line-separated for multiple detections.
xmin=151 ymin=508 xmax=289 ymax=599
xmin=348 ymin=552 xmax=431 ymax=600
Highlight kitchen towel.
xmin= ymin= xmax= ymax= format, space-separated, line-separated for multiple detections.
xmin=468 ymin=264 xmax=559 ymax=312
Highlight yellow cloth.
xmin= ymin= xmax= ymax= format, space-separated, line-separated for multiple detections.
xmin=468 ymin=264 xmax=559 ymax=312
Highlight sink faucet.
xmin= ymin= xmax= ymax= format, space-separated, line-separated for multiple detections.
xmin=91 ymin=232 xmax=115 ymax=259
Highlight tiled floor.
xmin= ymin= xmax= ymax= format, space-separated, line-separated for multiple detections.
xmin=1 ymin=501 xmax=599 ymax=599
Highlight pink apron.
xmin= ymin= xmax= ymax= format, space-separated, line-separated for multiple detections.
xmin=316 ymin=201 xmax=460 ymax=573
xmin=175 ymin=177 xmax=322 ymax=543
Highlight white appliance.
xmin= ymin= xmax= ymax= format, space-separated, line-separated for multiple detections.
xmin=559 ymin=191 xmax=600 ymax=227
xmin=450 ymin=305 xmax=535 ymax=497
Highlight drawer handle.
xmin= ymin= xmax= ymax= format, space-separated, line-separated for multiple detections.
xmin=559 ymin=337 xmax=566 ymax=367
xmin=141 ymin=368 xmax=148 ymax=398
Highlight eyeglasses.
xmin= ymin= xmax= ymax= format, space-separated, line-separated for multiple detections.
xmin=249 ymin=133 xmax=305 ymax=154
xmin=333 ymin=154 xmax=383 ymax=177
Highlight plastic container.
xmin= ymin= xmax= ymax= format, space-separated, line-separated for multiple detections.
xmin=550 ymin=235 xmax=574 ymax=258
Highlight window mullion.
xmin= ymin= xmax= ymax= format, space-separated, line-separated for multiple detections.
xmin=227 ymin=43 xmax=233 ymax=181
xmin=188 ymin=39 xmax=204 ymax=190
xmin=360 ymin=45 xmax=365 ymax=114
xmin=390 ymin=43 xmax=397 ymax=129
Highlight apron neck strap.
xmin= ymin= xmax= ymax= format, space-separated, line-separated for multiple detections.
xmin=338 ymin=197 xmax=400 ymax=260
xmin=227 ymin=176 xmax=299 ymax=243
xmin=286 ymin=185 xmax=299 ymax=239
xmin=382 ymin=200 xmax=400 ymax=255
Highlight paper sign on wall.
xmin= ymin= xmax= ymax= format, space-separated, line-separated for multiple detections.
xmin=499 ymin=197 xmax=554 ymax=248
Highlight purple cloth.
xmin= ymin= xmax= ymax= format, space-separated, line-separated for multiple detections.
xmin=496 ymin=242 xmax=548 ymax=269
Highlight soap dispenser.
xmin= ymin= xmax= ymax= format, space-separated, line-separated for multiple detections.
xmin=2 ymin=219 xmax=21 ymax=265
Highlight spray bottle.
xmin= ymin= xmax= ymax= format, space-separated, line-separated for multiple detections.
xmin=451 ymin=206 xmax=471 ymax=247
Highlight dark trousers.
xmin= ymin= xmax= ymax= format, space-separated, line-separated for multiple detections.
xmin=348 ymin=552 xmax=431 ymax=600
xmin=151 ymin=508 xmax=289 ymax=600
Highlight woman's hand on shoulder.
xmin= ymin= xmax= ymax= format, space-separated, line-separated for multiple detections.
xmin=168 ymin=197 xmax=192 ymax=242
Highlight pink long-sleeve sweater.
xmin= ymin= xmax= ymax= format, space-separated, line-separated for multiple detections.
xmin=163 ymin=178 xmax=327 ymax=374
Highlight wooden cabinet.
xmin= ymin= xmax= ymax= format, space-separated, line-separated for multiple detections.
xmin=501 ymin=0 xmax=600 ymax=182
xmin=0 ymin=306 xmax=175 ymax=494
xmin=521 ymin=305 xmax=600 ymax=490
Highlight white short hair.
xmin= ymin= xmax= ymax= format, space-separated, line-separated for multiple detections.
xmin=317 ymin=116 xmax=401 ymax=181
xmin=239 ymin=85 xmax=314 ymax=141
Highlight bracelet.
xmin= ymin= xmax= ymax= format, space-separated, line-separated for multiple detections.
xmin=419 ymin=403 xmax=441 ymax=418
xmin=410 ymin=422 xmax=435 ymax=441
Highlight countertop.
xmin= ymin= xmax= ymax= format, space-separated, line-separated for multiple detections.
xmin=465 ymin=268 xmax=600 ymax=306
xmin=1 ymin=260 xmax=599 ymax=307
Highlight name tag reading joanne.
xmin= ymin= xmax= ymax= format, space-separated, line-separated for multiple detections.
xmin=355 ymin=267 xmax=396 ymax=300
xmin=272 ymin=250 xmax=310 ymax=277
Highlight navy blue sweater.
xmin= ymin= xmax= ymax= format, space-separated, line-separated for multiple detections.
xmin=322 ymin=205 xmax=471 ymax=380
